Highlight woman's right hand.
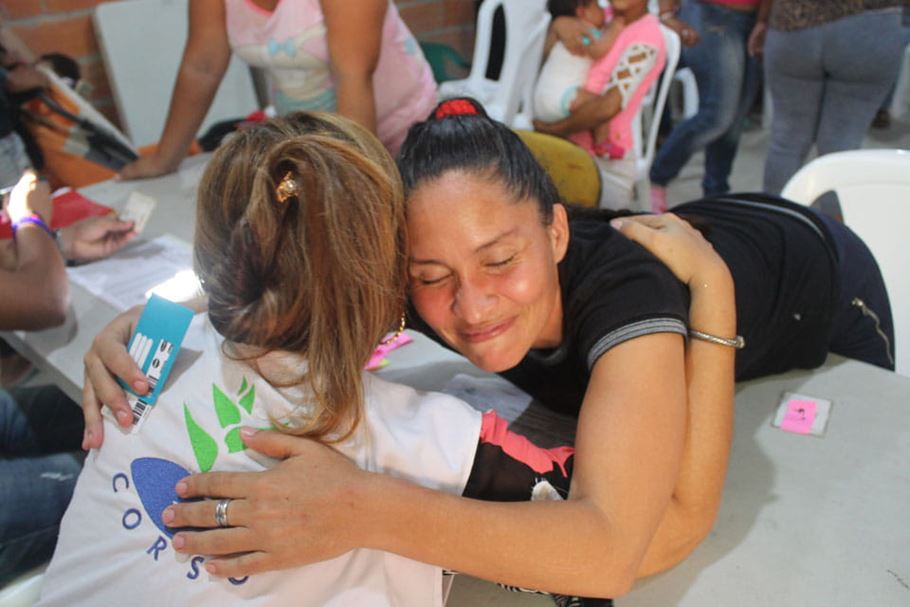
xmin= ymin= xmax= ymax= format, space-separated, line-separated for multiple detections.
xmin=82 ymin=305 xmax=148 ymax=450
xmin=117 ymin=154 xmax=178 ymax=181
xmin=747 ymin=21 xmax=767 ymax=57
xmin=610 ymin=213 xmax=727 ymax=287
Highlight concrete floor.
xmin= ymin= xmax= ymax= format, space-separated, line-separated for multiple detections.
xmin=447 ymin=113 xmax=910 ymax=607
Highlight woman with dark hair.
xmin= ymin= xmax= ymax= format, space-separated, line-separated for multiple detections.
xmin=81 ymin=99 xmax=893 ymax=602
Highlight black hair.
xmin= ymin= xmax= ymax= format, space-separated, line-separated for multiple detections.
xmin=397 ymin=97 xmax=559 ymax=224
xmin=547 ymin=0 xmax=592 ymax=18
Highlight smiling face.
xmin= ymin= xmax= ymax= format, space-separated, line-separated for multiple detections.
xmin=407 ymin=170 xmax=569 ymax=373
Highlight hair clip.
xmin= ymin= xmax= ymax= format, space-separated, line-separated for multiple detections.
xmin=434 ymin=98 xmax=480 ymax=120
xmin=275 ymin=171 xmax=299 ymax=204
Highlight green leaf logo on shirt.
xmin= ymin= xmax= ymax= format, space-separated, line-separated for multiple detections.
xmin=183 ymin=377 xmax=257 ymax=472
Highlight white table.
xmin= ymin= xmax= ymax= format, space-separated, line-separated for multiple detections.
xmin=4 ymin=164 xmax=910 ymax=606
xmin=619 ymin=356 xmax=910 ymax=607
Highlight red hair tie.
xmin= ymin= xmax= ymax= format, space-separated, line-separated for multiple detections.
xmin=434 ymin=99 xmax=479 ymax=120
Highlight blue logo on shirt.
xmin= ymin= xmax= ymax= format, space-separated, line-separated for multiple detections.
xmin=112 ymin=458 xmax=248 ymax=585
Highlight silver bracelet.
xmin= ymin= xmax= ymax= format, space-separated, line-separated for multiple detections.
xmin=688 ymin=329 xmax=745 ymax=349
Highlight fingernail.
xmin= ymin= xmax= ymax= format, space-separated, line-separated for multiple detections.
xmin=205 ymin=562 xmax=217 ymax=575
xmin=240 ymin=426 xmax=258 ymax=439
xmin=162 ymin=506 xmax=174 ymax=524
xmin=172 ymin=534 xmax=185 ymax=550
xmin=610 ymin=218 xmax=623 ymax=229
xmin=175 ymin=480 xmax=187 ymax=496
xmin=116 ymin=410 xmax=132 ymax=426
xmin=132 ymin=379 xmax=148 ymax=393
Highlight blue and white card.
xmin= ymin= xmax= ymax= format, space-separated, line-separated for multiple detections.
xmin=116 ymin=294 xmax=194 ymax=431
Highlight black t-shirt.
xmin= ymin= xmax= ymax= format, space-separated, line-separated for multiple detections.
xmin=408 ymin=216 xmax=690 ymax=416
xmin=674 ymin=194 xmax=839 ymax=381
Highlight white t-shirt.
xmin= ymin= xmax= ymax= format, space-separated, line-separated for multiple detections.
xmin=37 ymin=315 xmax=481 ymax=606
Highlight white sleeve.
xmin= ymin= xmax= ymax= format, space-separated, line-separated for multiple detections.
xmin=355 ymin=373 xmax=482 ymax=496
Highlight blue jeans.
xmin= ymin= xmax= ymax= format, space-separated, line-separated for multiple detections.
xmin=763 ymin=9 xmax=905 ymax=193
xmin=649 ymin=1 xmax=761 ymax=195
xmin=0 ymin=386 xmax=84 ymax=586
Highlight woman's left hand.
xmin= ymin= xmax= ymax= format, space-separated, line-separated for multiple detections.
xmin=610 ymin=213 xmax=726 ymax=287
xmin=163 ymin=428 xmax=371 ymax=578
xmin=58 ymin=215 xmax=137 ymax=263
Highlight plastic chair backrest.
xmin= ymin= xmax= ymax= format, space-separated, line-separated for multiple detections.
xmin=440 ymin=0 xmax=550 ymax=127
xmin=93 ymin=0 xmax=259 ymax=148
xmin=419 ymin=42 xmax=470 ymax=84
xmin=632 ymin=25 xmax=680 ymax=181
xmin=781 ymin=149 xmax=910 ymax=377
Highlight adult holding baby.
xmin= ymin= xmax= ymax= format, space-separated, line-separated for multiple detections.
xmin=532 ymin=0 xmax=666 ymax=208
xmin=118 ymin=0 xmax=437 ymax=180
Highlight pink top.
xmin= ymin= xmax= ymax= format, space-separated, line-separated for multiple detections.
xmin=570 ymin=13 xmax=666 ymax=158
xmin=224 ymin=0 xmax=437 ymax=153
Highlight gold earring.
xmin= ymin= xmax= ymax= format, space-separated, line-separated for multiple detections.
xmin=379 ymin=313 xmax=406 ymax=346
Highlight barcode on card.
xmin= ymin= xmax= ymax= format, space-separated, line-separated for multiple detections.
xmin=129 ymin=397 xmax=152 ymax=433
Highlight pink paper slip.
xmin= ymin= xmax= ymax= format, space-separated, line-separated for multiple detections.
xmin=780 ymin=399 xmax=817 ymax=434
xmin=772 ymin=392 xmax=833 ymax=437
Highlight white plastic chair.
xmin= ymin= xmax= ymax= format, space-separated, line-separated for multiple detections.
xmin=631 ymin=25 xmax=681 ymax=189
xmin=781 ymin=149 xmax=910 ymax=377
xmin=93 ymin=0 xmax=259 ymax=148
xmin=438 ymin=0 xmax=551 ymax=128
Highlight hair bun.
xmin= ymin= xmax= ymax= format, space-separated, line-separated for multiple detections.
xmin=433 ymin=98 xmax=483 ymax=120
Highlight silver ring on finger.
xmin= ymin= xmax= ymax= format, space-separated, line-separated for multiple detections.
xmin=214 ymin=498 xmax=232 ymax=528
